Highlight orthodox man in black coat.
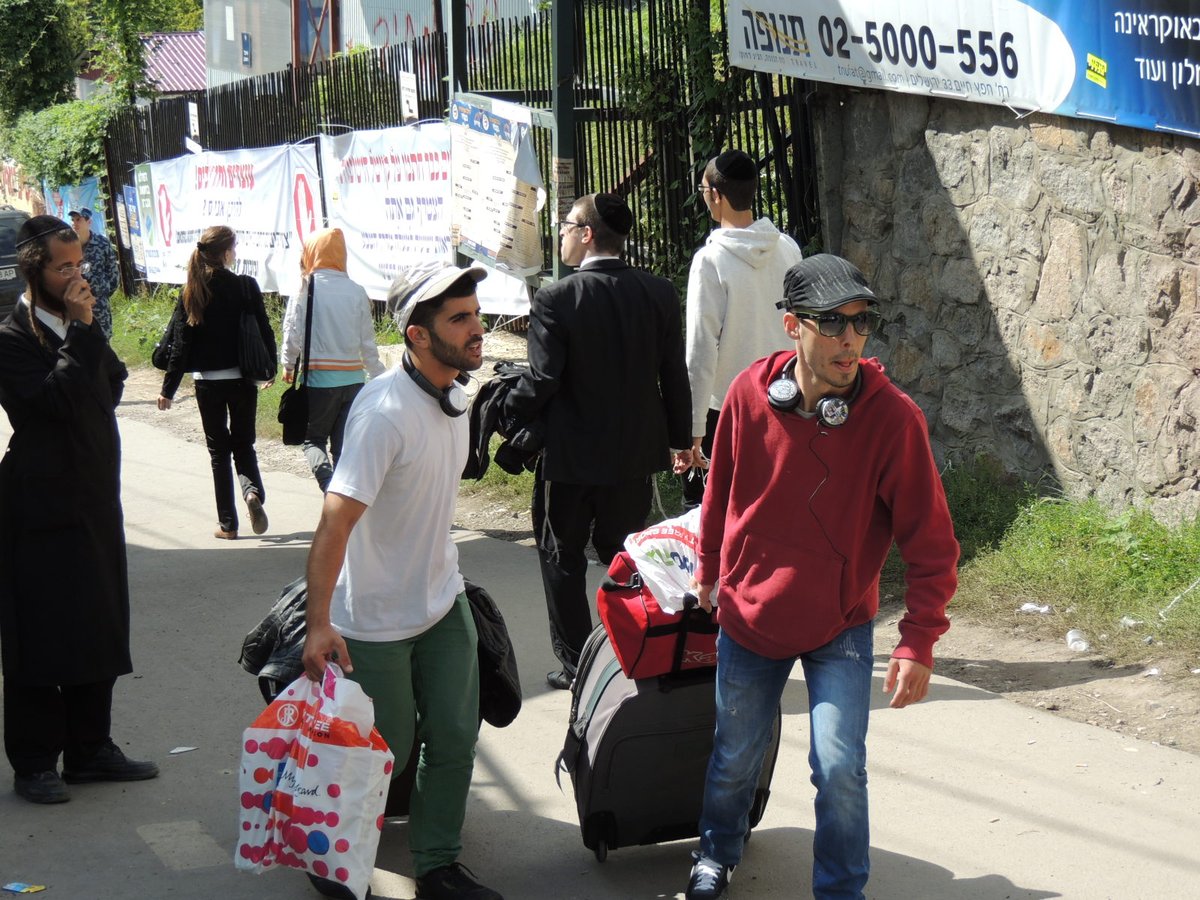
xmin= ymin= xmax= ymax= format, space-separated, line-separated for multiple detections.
xmin=502 ymin=193 xmax=693 ymax=690
xmin=0 ymin=215 xmax=158 ymax=804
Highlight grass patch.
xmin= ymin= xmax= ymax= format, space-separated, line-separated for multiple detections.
xmin=955 ymin=497 xmax=1200 ymax=662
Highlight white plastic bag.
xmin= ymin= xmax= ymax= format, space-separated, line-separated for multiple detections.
xmin=623 ymin=507 xmax=701 ymax=613
xmin=235 ymin=664 xmax=394 ymax=900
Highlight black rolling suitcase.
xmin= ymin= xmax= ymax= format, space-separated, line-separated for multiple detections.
xmin=557 ymin=624 xmax=780 ymax=861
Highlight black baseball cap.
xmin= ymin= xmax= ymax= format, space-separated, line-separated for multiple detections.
xmin=779 ymin=254 xmax=878 ymax=313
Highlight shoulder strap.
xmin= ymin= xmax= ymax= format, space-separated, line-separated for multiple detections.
xmin=298 ymin=276 xmax=314 ymax=384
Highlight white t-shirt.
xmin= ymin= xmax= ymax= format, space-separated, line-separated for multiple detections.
xmin=327 ymin=366 xmax=467 ymax=641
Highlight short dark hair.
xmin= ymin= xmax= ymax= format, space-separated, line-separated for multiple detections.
xmin=703 ymin=150 xmax=757 ymax=211
xmin=572 ymin=193 xmax=630 ymax=255
xmin=407 ymin=272 xmax=479 ymax=331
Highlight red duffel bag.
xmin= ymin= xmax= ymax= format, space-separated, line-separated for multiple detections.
xmin=596 ymin=551 xmax=718 ymax=679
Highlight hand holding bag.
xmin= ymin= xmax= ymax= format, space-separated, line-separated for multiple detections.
xmin=238 ymin=276 xmax=277 ymax=382
xmin=278 ymin=278 xmax=314 ymax=446
xmin=235 ymin=664 xmax=394 ymax=900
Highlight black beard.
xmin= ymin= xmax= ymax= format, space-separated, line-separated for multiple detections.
xmin=35 ymin=285 xmax=68 ymax=316
xmin=428 ymin=327 xmax=483 ymax=373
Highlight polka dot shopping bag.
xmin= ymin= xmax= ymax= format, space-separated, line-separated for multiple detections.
xmin=236 ymin=663 xmax=394 ymax=900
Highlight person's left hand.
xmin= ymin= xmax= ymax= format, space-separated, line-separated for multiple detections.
xmin=884 ymin=657 xmax=932 ymax=709
xmin=671 ymin=448 xmax=693 ymax=474
xmin=259 ymin=378 xmax=275 ymax=390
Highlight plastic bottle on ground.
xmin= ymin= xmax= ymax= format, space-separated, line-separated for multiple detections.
xmin=1066 ymin=629 xmax=1090 ymax=652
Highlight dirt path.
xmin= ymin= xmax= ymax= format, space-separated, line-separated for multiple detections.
xmin=118 ymin=334 xmax=1200 ymax=758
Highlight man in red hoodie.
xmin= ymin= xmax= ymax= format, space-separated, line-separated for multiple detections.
xmin=684 ymin=254 xmax=959 ymax=900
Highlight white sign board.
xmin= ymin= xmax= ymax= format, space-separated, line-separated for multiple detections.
xmin=137 ymin=145 xmax=321 ymax=292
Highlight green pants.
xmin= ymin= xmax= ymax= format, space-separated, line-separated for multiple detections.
xmin=343 ymin=592 xmax=480 ymax=876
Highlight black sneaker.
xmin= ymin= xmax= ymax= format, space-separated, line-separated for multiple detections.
xmin=246 ymin=491 xmax=269 ymax=534
xmin=686 ymin=854 xmax=734 ymax=900
xmin=14 ymin=771 xmax=70 ymax=804
xmin=63 ymin=740 xmax=159 ymax=784
xmin=415 ymin=862 xmax=502 ymax=899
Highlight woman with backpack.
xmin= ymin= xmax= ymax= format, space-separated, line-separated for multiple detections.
xmin=157 ymin=225 xmax=276 ymax=539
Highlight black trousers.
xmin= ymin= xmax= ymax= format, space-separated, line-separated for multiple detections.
xmin=194 ymin=378 xmax=264 ymax=532
xmin=681 ymin=407 xmax=721 ymax=509
xmin=532 ymin=468 xmax=652 ymax=672
xmin=3 ymin=676 xmax=115 ymax=775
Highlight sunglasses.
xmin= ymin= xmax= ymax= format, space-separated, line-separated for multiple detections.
xmin=793 ymin=310 xmax=881 ymax=338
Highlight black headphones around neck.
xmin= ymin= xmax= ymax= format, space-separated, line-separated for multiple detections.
xmin=403 ymin=352 xmax=470 ymax=417
xmin=766 ymin=356 xmax=860 ymax=427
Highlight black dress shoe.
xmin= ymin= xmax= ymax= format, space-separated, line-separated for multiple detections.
xmin=546 ymin=670 xmax=573 ymax=691
xmin=63 ymin=740 xmax=159 ymax=784
xmin=306 ymin=872 xmax=373 ymax=899
xmin=14 ymin=771 xmax=70 ymax=804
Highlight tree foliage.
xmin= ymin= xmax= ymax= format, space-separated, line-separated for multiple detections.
xmin=6 ymin=92 xmax=119 ymax=186
xmin=0 ymin=0 xmax=78 ymax=125
xmin=75 ymin=0 xmax=204 ymax=102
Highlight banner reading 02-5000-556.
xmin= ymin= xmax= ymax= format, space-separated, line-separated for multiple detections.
xmin=728 ymin=0 xmax=1200 ymax=138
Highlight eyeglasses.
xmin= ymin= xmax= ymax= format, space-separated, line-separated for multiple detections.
xmin=697 ymin=185 xmax=714 ymax=195
xmin=794 ymin=310 xmax=881 ymax=338
xmin=559 ymin=220 xmax=587 ymax=231
xmin=52 ymin=261 xmax=92 ymax=278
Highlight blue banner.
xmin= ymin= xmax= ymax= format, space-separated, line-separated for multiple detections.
xmin=41 ymin=176 xmax=109 ymax=236
xmin=728 ymin=1 xmax=1200 ymax=138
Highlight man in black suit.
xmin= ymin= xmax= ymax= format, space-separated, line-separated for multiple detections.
xmin=504 ymin=193 xmax=692 ymax=689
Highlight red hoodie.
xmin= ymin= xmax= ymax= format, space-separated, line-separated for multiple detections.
xmin=698 ymin=353 xmax=958 ymax=668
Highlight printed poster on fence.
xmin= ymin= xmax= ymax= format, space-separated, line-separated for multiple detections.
xmin=319 ymin=124 xmax=454 ymax=299
xmin=727 ymin=0 xmax=1200 ymax=138
xmin=448 ymin=98 xmax=544 ymax=275
xmin=319 ymin=123 xmax=531 ymax=315
xmin=135 ymin=145 xmax=321 ymax=292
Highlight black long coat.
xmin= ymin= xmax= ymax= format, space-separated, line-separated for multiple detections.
xmin=502 ymin=258 xmax=692 ymax=485
xmin=0 ymin=302 xmax=132 ymax=685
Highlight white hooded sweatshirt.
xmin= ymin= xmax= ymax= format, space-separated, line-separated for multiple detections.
xmin=685 ymin=218 xmax=803 ymax=436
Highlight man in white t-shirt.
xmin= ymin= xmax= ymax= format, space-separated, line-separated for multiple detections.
xmin=302 ymin=264 xmax=503 ymax=900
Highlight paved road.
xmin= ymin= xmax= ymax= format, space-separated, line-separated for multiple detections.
xmin=1 ymin=410 xmax=1198 ymax=899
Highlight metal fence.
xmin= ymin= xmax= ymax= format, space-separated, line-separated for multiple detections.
xmin=104 ymin=2 xmax=819 ymax=294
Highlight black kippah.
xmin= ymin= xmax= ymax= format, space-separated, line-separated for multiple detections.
xmin=593 ymin=192 xmax=633 ymax=236
xmin=713 ymin=149 xmax=756 ymax=181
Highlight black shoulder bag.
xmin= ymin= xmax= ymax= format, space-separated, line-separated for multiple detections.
xmin=238 ymin=276 xmax=277 ymax=382
xmin=277 ymin=278 xmax=314 ymax=446
xmin=151 ymin=304 xmax=181 ymax=371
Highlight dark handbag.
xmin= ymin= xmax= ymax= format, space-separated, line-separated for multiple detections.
xmin=465 ymin=579 xmax=522 ymax=728
xmin=278 ymin=383 xmax=308 ymax=445
xmin=151 ymin=307 xmax=179 ymax=371
xmin=238 ymin=276 xmax=276 ymax=382
xmin=278 ymin=277 xmax=314 ymax=446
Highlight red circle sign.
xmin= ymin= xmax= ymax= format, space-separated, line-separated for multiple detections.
xmin=157 ymin=184 xmax=174 ymax=247
xmin=293 ymin=174 xmax=317 ymax=245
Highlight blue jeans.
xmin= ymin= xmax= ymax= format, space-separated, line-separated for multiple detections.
xmin=699 ymin=621 xmax=874 ymax=900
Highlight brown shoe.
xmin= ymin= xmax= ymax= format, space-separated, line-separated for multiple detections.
xmin=246 ymin=491 xmax=268 ymax=535
xmin=214 ymin=528 xmax=238 ymax=540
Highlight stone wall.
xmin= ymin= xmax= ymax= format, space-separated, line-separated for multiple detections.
xmin=810 ymin=86 xmax=1200 ymax=523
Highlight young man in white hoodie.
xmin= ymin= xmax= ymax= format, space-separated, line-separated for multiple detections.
xmin=683 ymin=150 xmax=804 ymax=508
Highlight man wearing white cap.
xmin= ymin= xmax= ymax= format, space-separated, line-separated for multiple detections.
xmin=301 ymin=264 xmax=503 ymax=900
